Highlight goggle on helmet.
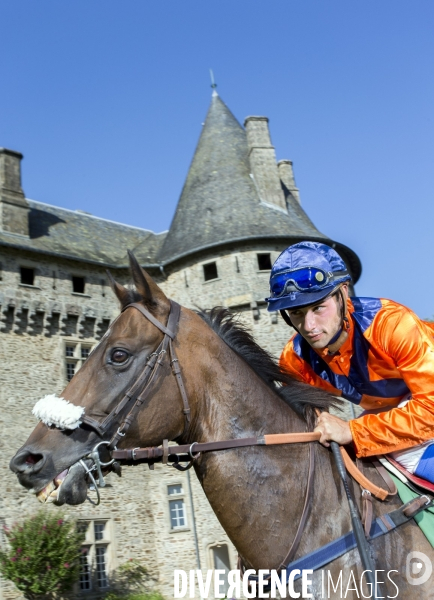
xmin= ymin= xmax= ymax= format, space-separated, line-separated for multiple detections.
xmin=266 ymin=242 xmax=352 ymax=312
xmin=270 ymin=267 xmax=349 ymax=297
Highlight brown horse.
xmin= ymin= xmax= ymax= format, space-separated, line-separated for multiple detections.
xmin=10 ymin=255 xmax=434 ymax=598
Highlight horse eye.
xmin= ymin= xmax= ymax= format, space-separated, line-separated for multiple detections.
xmin=111 ymin=349 xmax=129 ymax=364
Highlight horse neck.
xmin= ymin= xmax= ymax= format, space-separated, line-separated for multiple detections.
xmin=181 ymin=329 xmax=347 ymax=571
xmin=184 ymin=330 xmax=307 ymax=445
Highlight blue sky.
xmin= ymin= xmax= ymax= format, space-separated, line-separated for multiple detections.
xmin=1 ymin=1 xmax=433 ymax=317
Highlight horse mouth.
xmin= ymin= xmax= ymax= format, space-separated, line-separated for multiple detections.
xmin=35 ymin=459 xmax=90 ymax=505
xmin=36 ymin=469 xmax=69 ymax=504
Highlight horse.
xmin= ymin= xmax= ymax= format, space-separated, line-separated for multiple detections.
xmin=10 ymin=254 xmax=434 ymax=599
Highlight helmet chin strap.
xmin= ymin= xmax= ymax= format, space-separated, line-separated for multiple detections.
xmin=327 ymin=287 xmax=350 ymax=354
xmin=279 ymin=286 xmax=349 ymax=355
xmin=279 ymin=309 xmax=294 ymax=327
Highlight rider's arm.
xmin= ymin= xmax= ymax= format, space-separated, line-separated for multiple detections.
xmin=350 ymin=306 xmax=434 ymax=457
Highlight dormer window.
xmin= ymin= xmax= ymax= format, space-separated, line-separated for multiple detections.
xmin=257 ymin=253 xmax=272 ymax=271
xmin=20 ymin=267 xmax=35 ymax=286
xmin=203 ymin=262 xmax=218 ymax=281
xmin=72 ymin=276 xmax=85 ymax=294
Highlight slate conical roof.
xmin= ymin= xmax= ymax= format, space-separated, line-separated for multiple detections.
xmin=158 ymin=93 xmax=361 ymax=282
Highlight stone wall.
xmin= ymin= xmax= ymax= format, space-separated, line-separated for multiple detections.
xmin=1 ymin=241 xmax=357 ymax=600
xmin=0 ymin=247 xmax=261 ymax=600
xmin=161 ymin=244 xmax=293 ymax=359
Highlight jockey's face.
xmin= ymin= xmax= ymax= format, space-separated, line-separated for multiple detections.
xmin=286 ymin=285 xmax=348 ymax=349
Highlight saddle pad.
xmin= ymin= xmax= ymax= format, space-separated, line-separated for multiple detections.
xmin=415 ymin=443 xmax=434 ymax=483
xmin=386 ymin=456 xmax=434 ymax=493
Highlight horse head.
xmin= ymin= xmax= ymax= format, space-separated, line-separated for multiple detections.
xmin=10 ymin=252 xmax=196 ymax=505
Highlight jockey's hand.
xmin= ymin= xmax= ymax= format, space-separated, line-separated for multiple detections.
xmin=314 ymin=412 xmax=353 ymax=447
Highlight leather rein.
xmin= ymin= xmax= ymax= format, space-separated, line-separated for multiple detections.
xmin=80 ymin=299 xmax=392 ymax=571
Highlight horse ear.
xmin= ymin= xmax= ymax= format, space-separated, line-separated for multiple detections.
xmin=106 ymin=270 xmax=132 ymax=308
xmin=127 ymin=250 xmax=169 ymax=311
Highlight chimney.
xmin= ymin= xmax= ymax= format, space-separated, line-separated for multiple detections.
xmin=244 ymin=116 xmax=286 ymax=212
xmin=0 ymin=148 xmax=29 ymax=236
xmin=277 ymin=159 xmax=301 ymax=205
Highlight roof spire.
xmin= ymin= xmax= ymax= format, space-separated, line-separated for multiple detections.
xmin=209 ymin=69 xmax=218 ymax=96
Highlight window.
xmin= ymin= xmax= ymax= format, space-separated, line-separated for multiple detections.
xmin=78 ymin=520 xmax=112 ymax=592
xmin=65 ymin=341 xmax=94 ymax=382
xmin=203 ymin=262 xmax=218 ymax=281
xmin=168 ymin=484 xmax=187 ymax=530
xmin=94 ymin=522 xmax=105 ymax=540
xmin=96 ymin=547 xmax=109 ymax=588
xmin=66 ymin=362 xmax=76 ymax=382
xmin=20 ymin=267 xmax=35 ymax=285
xmin=79 ymin=547 xmax=92 ymax=591
xmin=72 ymin=275 xmax=85 ymax=294
xmin=81 ymin=347 xmax=91 ymax=360
xmin=257 ymin=253 xmax=272 ymax=271
xmin=211 ymin=544 xmax=231 ymax=597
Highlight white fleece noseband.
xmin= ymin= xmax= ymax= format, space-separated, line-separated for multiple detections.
xmin=32 ymin=395 xmax=85 ymax=430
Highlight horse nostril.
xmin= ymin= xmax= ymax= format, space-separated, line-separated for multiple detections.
xmin=25 ymin=453 xmax=43 ymax=465
xmin=10 ymin=450 xmax=46 ymax=474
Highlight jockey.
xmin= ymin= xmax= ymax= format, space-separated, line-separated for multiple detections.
xmin=266 ymin=241 xmax=434 ymax=482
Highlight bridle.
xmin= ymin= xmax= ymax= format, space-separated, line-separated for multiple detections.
xmin=80 ymin=300 xmax=191 ymax=446
xmin=71 ymin=299 xmax=191 ymax=504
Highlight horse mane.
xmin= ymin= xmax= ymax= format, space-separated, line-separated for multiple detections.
xmin=197 ymin=307 xmax=342 ymax=428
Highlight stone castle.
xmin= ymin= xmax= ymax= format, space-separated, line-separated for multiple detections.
xmin=0 ymin=91 xmax=361 ymax=599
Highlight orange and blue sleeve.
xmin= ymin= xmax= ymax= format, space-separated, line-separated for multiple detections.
xmin=350 ymin=308 xmax=434 ymax=457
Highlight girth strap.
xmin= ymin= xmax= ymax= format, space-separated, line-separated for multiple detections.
xmin=252 ymin=495 xmax=433 ymax=585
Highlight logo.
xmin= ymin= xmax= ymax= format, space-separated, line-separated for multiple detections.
xmin=406 ymin=551 xmax=432 ymax=586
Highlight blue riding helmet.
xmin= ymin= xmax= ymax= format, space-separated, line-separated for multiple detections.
xmin=266 ymin=242 xmax=351 ymax=312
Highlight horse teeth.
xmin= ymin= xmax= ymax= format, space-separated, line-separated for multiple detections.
xmin=54 ymin=469 xmax=68 ymax=486
xmin=36 ymin=492 xmax=47 ymax=504
xmin=46 ymin=488 xmax=59 ymax=504
xmin=36 ymin=480 xmax=56 ymax=503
